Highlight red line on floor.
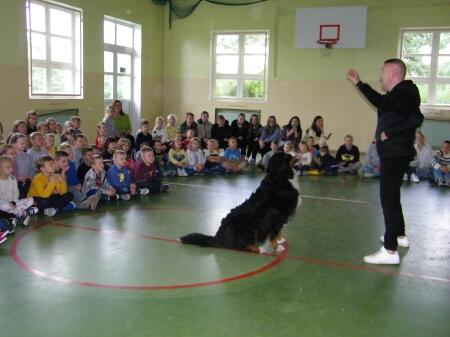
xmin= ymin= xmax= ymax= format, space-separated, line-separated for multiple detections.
xmin=10 ymin=223 xmax=287 ymax=290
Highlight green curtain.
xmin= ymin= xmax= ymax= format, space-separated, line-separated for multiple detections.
xmin=152 ymin=0 xmax=267 ymax=27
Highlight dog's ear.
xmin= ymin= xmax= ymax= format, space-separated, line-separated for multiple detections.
xmin=266 ymin=152 xmax=293 ymax=178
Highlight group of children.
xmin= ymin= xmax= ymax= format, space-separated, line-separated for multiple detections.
xmin=0 ymin=109 xmax=449 ymax=245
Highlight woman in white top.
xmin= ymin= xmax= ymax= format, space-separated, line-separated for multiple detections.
xmin=303 ymin=115 xmax=332 ymax=147
xmin=414 ymin=130 xmax=433 ymax=179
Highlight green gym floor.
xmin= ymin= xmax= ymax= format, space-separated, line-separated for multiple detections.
xmin=1 ymin=169 xmax=449 ymax=337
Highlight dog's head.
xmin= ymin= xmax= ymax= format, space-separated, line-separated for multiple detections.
xmin=266 ymin=152 xmax=298 ymax=180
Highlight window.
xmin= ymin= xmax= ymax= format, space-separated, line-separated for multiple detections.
xmin=399 ymin=29 xmax=450 ymax=107
xmin=211 ymin=32 xmax=269 ymax=100
xmin=26 ymin=0 xmax=82 ymax=98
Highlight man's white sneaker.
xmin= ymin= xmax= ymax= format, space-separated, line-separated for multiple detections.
xmin=379 ymin=235 xmax=410 ymax=248
xmin=363 ymin=247 xmax=400 ymax=265
xmin=410 ymin=173 xmax=420 ymax=183
xmin=120 ymin=194 xmax=131 ymax=201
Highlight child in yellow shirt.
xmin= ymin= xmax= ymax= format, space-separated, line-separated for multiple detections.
xmin=28 ymin=156 xmax=74 ymax=217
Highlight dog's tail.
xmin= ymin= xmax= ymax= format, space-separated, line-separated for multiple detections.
xmin=179 ymin=233 xmax=217 ymax=247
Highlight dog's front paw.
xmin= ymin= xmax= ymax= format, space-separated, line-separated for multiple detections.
xmin=277 ymin=237 xmax=287 ymax=244
xmin=275 ymin=245 xmax=285 ymax=253
xmin=258 ymin=247 xmax=268 ymax=254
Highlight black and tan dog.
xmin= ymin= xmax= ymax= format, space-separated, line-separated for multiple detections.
xmin=179 ymin=152 xmax=301 ymax=253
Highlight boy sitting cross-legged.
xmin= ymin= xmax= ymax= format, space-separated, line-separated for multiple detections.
xmin=106 ymin=150 xmax=149 ymax=200
xmin=27 ymin=156 xmax=74 ymax=217
xmin=132 ymin=147 xmax=170 ymax=194
xmin=82 ymin=155 xmax=117 ymax=205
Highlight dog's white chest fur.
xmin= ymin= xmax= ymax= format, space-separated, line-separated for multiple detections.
xmin=289 ymin=170 xmax=302 ymax=208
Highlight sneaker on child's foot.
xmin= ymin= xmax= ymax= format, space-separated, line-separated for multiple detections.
xmin=44 ymin=208 xmax=57 ymax=217
xmin=0 ymin=235 xmax=7 ymax=245
xmin=138 ymin=188 xmax=150 ymax=196
xmin=379 ymin=235 xmax=410 ymax=248
xmin=363 ymin=247 xmax=400 ymax=265
xmin=410 ymin=173 xmax=420 ymax=183
xmin=176 ymin=168 xmax=182 ymax=176
xmin=437 ymin=178 xmax=444 ymax=186
xmin=403 ymin=173 xmax=409 ymax=182
xmin=0 ymin=230 xmax=10 ymax=239
xmin=26 ymin=207 xmax=39 ymax=216
xmin=120 ymin=194 xmax=131 ymax=201
xmin=160 ymin=184 xmax=170 ymax=192
xmin=62 ymin=202 xmax=76 ymax=211
xmin=21 ymin=215 xmax=31 ymax=226
xmin=363 ymin=172 xmax=375 ymax=178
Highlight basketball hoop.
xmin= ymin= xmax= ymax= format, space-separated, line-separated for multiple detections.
xmin=317 ymin=39 xmax=338 ymax=49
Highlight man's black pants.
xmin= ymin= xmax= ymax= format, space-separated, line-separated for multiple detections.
xmin=380 ymin=156 xmax=412 ymax=251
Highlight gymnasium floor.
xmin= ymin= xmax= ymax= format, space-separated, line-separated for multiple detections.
xmin=1 ymin=169 xmax=449 ymax=337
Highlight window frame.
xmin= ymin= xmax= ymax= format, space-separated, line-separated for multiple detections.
xmin=26 ymin=0 xmax=83 ymax=99
xmin=103 ymin=16 xmax=136 ymax=104
xmin=398 ymin=27 xmax=450 ymax=110
xmin=210 ymin=30 xmax=269 ymax=102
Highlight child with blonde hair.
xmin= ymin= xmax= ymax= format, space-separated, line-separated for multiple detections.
xmin=168 ymin=139 xmax=188 ymax=176
xmin=27 ymin=156 xmax=74 ymax=217
xmin=27 ymin=132 xmax=49 ymax=164
xmin=152 ymin=116 xmax=168 ymax=143
xmin=165 ymin=114 xmax=178 ymax=141
xmin=0 ymin=157 xmax=37 ymax=227
xmin=117 ymin=138 xmax=135 ymax=170
xmin=186 ymin=138 xmax=205 ymax=175
xmin=102 ymin=105 xmax=118 ymax=137
xmin=44 ymin=133 xmax=56 ymax=157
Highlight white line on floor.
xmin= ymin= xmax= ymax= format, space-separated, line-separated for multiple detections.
xmin=169 ymin=182 xmax=370 ymax=204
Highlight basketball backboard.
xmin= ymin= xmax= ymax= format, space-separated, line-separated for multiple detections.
xmin=295 ymin=6 xmax=367 ymax=49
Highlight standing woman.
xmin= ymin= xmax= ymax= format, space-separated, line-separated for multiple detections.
xmin=281 ymin=116 xmax=302 ymax=148
xmin=112 ymin=100 xmax=135 ymax=151
xmin=259 ymin=115 xmax=281 ymax=157
xmin=246 ymin=114 xmax=262 ymax=164
xmin=25 ymin=111 xmax=38 ymax=135
xmin=304 ymin=115 xmax=331 ymax=147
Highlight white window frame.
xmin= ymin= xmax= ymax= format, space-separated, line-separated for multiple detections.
xmin=398 ymin=28 xmax=450 ymax=110
xmin=26 ymin=0 xmax=83 ymax=99
xmin=210 ymin=31 xmax=269 ymax=102
xmin=103 ymin=16 xmax=141 ymax=132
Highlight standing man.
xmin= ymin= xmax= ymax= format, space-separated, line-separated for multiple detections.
xmin=347 ymin=59 xmax=423 ymax=265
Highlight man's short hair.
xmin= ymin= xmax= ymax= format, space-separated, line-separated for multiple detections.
xmin=384 ymin=58 xmax=406 ymax=79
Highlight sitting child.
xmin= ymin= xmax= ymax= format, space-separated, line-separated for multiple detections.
xmin=168 ymin=139 xmax=188 ymax=176
xmin=430 ymin=140 xmax=450 ymax=186
xmin=135 ymin=119 xmax=153 ymax=152
xmin=0 ymin=157 xmax=37 ymax=227
xmin=27 ymin=132 xmax=50 ymax=164
xmin=336 ymin=135 xmax=362 ymax=174
xmin=360 ymin=140 xmax=380 ymax=178
xmin=222 ymin=137 xmax=247 ymax=173
xmin=153 ymin=140 xmax=177 ymax=177
xmin=204 ymin=139 xmax=225 ymax=175
xmin=27 ymin=156 xmax=75 ymax=217
xmin=259 ymin=141 xmax=279 ymax=170
xmin=186 ymin=137 xmax=205 ymax=175
xmin=182 ymin=129 xmax=195 ymax=151
xmin=283 ymin=141 xmax=296 ymax=157
xmin=57 ymin=144 xmax=83 ymax=203
xmin=132 ymin=147 xmax=170 ymax=193
xmin=295 ymin=141 xmax=312 ymax=175
xmin=310 ymin=145 xmax=338 ymax=175
xmin=106 ymin=150 xmax=149 ymax=200
xmin=10 ymin=133 xmax=35 ymax=198
xmin=102 ymin=137 xmax=118 ymax=166
xmin=77 ymin=146 xmax=94 ymax=184
xmin=44 ymin=133 xmax=56 ymax=157
xmin=117 ymin=138 xmax=135 ymax=170
xmin=82 ymin=155 xmax=117 ymax=203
